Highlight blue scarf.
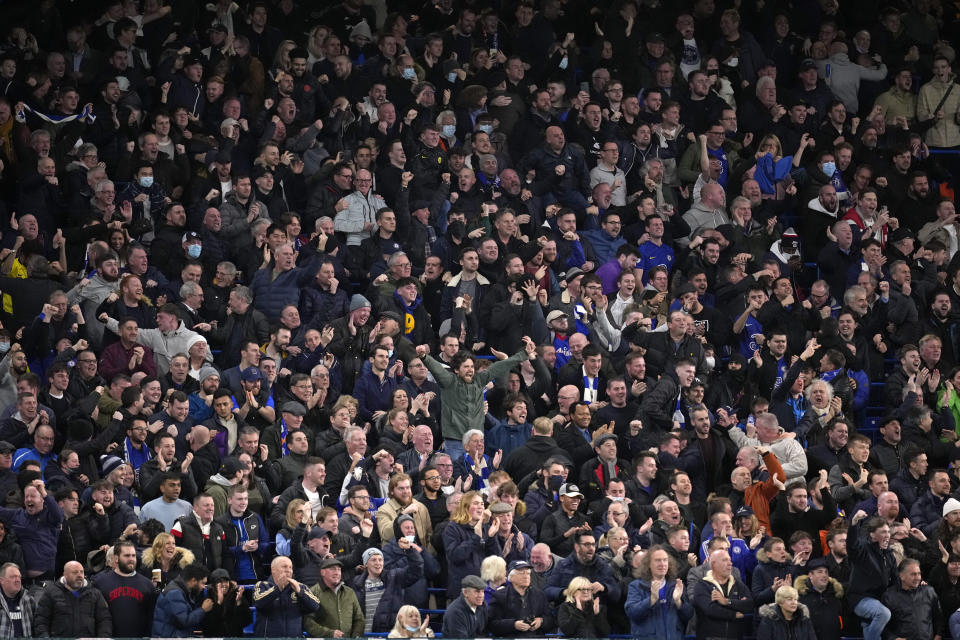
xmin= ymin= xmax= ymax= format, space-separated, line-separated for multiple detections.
xmin=279 ymin=420 xmax=290 ymax=456
xmin=393 ymin=291 xmax=423 ymax=336
xmin=16 ymin=102 xmax=96 ymax=125
xmin=463 ymin=453 xmax=491 ymax=487
xmin=787 ymin=395 xmax=805 ymax=424
xmin=657 ymin=581 xmax=670 ymax=608
xmin=755 ymin=153 xmax=794 ymax=194
xmin=124 ymin=437 xmax=151 ymax=471
xmin=821 ymin=369 xmax=841 ymax=383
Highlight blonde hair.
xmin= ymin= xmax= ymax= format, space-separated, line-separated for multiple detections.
xmin=758 ymin=133 xmax=783 ymax=158
xmin=389 ymin=605 xmax=435 ymax=638
xmin=149 ymin=532 xmax=175 ymax=563
xmin=563 ymin=576 xmax=593 ymax=603
xmin=285 ymin=498 xmax=307 ymax=529
xmin=272 ymin=40 xmax=297 ymax=72
xmin=480 ymin=555 xmax=506 ymax=585
xmin=774 ymin=585 xmax=799 ymax=605
xmin=450 ymin=491 xmax=482 ymax=525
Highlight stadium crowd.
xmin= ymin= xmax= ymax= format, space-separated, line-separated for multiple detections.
xmin=4 ymin=0 xmax=960 ymax=639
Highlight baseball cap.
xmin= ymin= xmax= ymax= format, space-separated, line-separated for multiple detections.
xmin=546 ymin=310 xmax=566 ymax=324
xmin=559 ymin=483 xmax=584 ymax=498
xmin=240 ymin=367 xmax=262 ymax=382
xmin=508 ymin=560 xmax=532 ymax=572
xmin=309 ymin=528 xmax=333 ymax=541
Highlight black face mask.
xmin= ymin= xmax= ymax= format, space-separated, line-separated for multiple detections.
xmin=728 ymin=367 xmax=746 ymax=385
xmin=448 ymin=220 xmax=466 ymax=240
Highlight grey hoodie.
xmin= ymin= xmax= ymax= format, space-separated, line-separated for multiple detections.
xmin=68 ymin=273 xmax=120 ymax=350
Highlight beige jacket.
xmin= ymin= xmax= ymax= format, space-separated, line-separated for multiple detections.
xmin=918 ymin=75 xmax=960 ymax=148
xmin=375 ymin=497 xmax=434 ymax=552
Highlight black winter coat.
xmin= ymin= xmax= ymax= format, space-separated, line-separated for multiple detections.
xmin=846 ymin=518 xmax=898 ymax=610
xmin=881 ymin=581 xmax=942 ymax=640
xmin=489 ymin=584 xmax=556 ymax=636
xmin=556 ymin=600 xmax=610 ymax=637
xmin=34 ymin=579 xmax=112 ymax=637
xmin=755 ymin=602 xmax=817 ymax=640
xmin=751 ymin=551 xmax=799 ymax=606
xmin=692 ymin=572 xmax=754 ymax=640
xmin=795 ymin=574 xmax=845 ymax=640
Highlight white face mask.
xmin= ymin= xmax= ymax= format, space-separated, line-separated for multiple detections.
xmin=704 ymin=356 xmax=716 ymax=371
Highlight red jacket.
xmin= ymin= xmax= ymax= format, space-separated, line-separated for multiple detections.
xmin=98 ymin=340 xmax=157 ymax=381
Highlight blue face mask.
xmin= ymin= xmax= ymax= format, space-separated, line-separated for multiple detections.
xmin=442 ymin=124 xmax=456 ymax=137
xmin=139 ymin=176 xmax=154 ymax=188
xmin=405 ymin=625 xmax=420 ymax=632
xmin=447 ymin=71 xmax=458 ymax=83
xmin=402 ymin=67 xmax=416 ymax=80
xmin=187 ymin=244 xmax=202 ymax=258
xmin=477 ymin=124 xmax=494 ymax=135
xmin=822 ymin=161 xmax=837 ymax=177
xmin=0 ymin=342 xmax=9 ymax=354
xmin=559 ymin=56 xmax=569 ymax=70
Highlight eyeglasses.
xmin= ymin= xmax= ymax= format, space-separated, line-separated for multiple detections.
xmin=352 ymin=494 xmax=370 ymax=500
xmin=78 ymin=359 xmax=97 ymax=364
xmin=354 ymin=177 xmax=372 ymax=183
xmin=424 ymin=475 xmax=441 ymax=481
xmin=338 ymin=173 xmax=354 ymax=179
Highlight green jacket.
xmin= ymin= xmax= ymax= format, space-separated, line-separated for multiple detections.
xmin=203 ymin=475 xmax=232 ymax=517
xmin=304 ymin=582 xmax=364 ymax=637
xmin=424 ymin=350 xmax=528 ymax=441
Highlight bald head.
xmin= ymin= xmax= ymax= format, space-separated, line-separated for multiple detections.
xmin=558 ymin=385 xmax=580 ymax=410
xmin=709 ymin=549 xmax=732 ymax=579
xmin=62 ymin=560 xmax=85 ymax=589
xmin=189 ymin=424 xmax=211 ymax=448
